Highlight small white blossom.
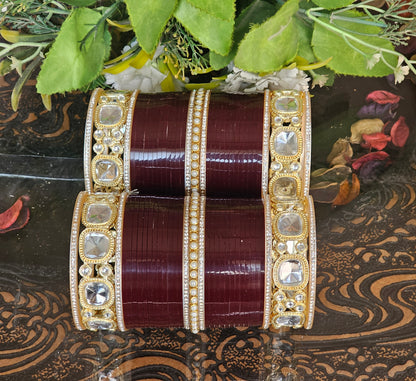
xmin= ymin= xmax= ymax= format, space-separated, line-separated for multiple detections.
xmin=105 ymin=44 xmax=184 ymax=92
xmin=393 ymin=56 xmax=410 ymax=84
xmin=367 ymin=53 xmax=381 ymax=70
xmin=105 ymin=64 xmax=167 ymax=92
xmin=311 ymin=73 xmax=329 ymax=88
xmin=220 ymin=66 xmax=310 ymax=94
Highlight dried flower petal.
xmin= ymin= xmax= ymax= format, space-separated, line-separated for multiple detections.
xmin=332 ymin=174 xmax=360 ymax=206
xmin=356 ymin=102 xmax=398 ymax=123
xmin=310 ymin=182 xmax=340 ymax=204
xmin=358 ymin=159 xmax=390 ymax=182
xmin=0 ymin=195 xmax=30 ymax=233
xmin=311 ymin=165 xmax=351 ymax=185
xmin=390 ymin=116 xmax=409 ymax=147
xmin=361 ymin=132 xmax=391 ymax=150
xmin=350 ymin=118 xmax=384 ymax=144
xmin=365 ymin=90 xmax=401 ymax=104
xmin=326 ymin=138 xmax=353 ymax=166
xmin=352 ymin=151 xmax=390 ymax=171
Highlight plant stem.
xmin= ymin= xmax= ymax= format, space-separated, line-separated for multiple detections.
xmin=306 ymin=7 xmax=416 ymax=76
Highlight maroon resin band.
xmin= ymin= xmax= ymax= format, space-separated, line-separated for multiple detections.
xmin=130 ymin=93 xmax=264 ymax=198
xmin=122 ymin=195 xmax=265 ymax=329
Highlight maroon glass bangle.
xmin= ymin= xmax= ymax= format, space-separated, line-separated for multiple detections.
xmin=130 ymin=93 xmax=264 ymax=198
xmin=122 ymin=195 xmax=265 ymax=329
xmin=122 ymin=195 xmax=184 ymax=328
xmin=205 ymin=198 xmax=265 ymax=327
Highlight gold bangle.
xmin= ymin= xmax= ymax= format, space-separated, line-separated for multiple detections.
xmin=183 ymin=88 xmax=210 ymax=333
xmin=71 ymin=88 xmax=138 ymax=331
xmin=263 ymin=90 xmax=316 ymax=329
xmin=69 ymin=191 xmax=128 ymax=330
xmin=84 ymin=88 xmax=138 ymax=193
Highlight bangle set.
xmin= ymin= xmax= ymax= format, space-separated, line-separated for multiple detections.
xmin=70 ymin=88 xmax=316 ymax=332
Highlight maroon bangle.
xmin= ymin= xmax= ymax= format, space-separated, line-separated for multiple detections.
xmin=122 ymin=195 xmax=265 ymax=328
xmin=122 ymin=195 xmax=184 ymax=328
xmin=204 ymin=198 xmax=265 ymax=327
xmin=129 ymin=93 xmax=264 ymax=198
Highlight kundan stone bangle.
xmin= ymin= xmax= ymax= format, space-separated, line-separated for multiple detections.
xmin=262 ymin=90 xmax=316 ymax=330
xmin=71 ymin=88 xmax=137 ymax=331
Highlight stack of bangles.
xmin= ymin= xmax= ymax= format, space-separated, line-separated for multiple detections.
xmin=70 ymin=88 xmax=316 ymax=332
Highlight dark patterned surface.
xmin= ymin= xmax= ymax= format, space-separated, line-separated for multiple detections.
xmin=0 ymin=73 xmax=416 ymax=380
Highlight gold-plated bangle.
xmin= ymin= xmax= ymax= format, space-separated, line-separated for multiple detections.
xmin=183 ymin=88 xmax=210 ymax=333
xmin=263 ymin=90 xmax=316 ymax=329
xmin=84 ymin=88 xmax=138 ymax=193
xmin=71 ymin=88 xmax=137 ymax=331
xmin=70 ymin=191 xmax=128 ymax=331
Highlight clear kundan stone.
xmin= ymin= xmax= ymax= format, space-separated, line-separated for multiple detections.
xmin=276 ymin=314 xmax=301 ymax=327
xmin=273 ymin=177 xmax=297 ymax=199
xmin=98 ymin=104 xmax=123 ymax=125
xmin=275 ymin=97 xmax=298 ymax=113
xmin=274 ymin=131 xmax=298 ymax=156
xmin=84 ymin=232 xmax=110 ymax=259
xmin=277 ymin=213 xmax=303 ymax=236
xmin=85 ymin=282 xmax=110 ymax=306
xmin=87 ymin=319 xmax=113 ymax=330
xmin=86 ymin=203 xmax=112 ymax=225
xmin=95 ymin=159 xmax=118 ymax=183
xmin=278 ymin=259 xmax=304 ymax=287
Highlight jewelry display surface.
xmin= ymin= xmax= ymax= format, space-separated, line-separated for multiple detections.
xmin=1 ymin=73 xmax=416 ymax=380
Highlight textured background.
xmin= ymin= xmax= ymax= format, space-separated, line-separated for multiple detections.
xmin=0 ymin=74 xmax=416 ymax=380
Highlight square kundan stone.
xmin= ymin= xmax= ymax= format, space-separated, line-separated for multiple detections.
xmin=84 ymin=231 xmax=110 ymax=260
xmin=95 ymin=159 xmax=119 ymax=183
xmin=98 ymin=104 xmax=123 ymax=126
xmin=275 ymin=97 xmax=298 ymax=113
xmin=85 ymin=281 xmax=110 ymax=306
xmin=278 ymin=259 xmax=303 ymax=287
xmin=273 ymin=177 xmax=297 ymax=199
xmin=277 ymin=212 xmax=303 ymax=236
xmin=85 ymin=203 xmax=112 ymax=225
xmin=274 ymin=131 xmax=298 ymax=156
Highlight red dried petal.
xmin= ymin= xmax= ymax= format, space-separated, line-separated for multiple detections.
xmin=361 ymin=132 xmax=392 ymax=151
xmin=390 ymin=116 xmax=410 ymax=147
xmin=0 ymin=195 xmax=30 ymax=233
xmin=352 ymin=151 xmax=390 ymax=171
xmin=365 ymin=90 xmax=401 ymax=105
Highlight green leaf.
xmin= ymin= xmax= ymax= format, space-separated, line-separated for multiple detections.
xmin=234 ymin=0 xmax=299 ymax=72
xmin=186 ymin=0 xmax=235 ymax=21
xmin=210 ymin=0 xmax=277 ymax=70
xmin=12 ymin=55 xmax=42 ymax=111
xmin=36 ymin=7 xmax=111 ymax=94
xmin=174 ymin=0 xmax=234 ymax=55
xmin=59 ymin=0 xmax=98 ymax=6
xmin=311 ymin=0 xmax=355 ymax=10
xmin=125 ymin=0 xmax=177 ymax=53
xmin=312 ymin=10 xmax=398 ymax=76
xmin=293 ymin=17 xmax=315 ymax=63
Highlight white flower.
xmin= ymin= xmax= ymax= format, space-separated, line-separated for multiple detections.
xmin=393 ymin=56 xmax=410 ymax=84
xmin=367 ymin=53 xmax=381 ymax=70
xmin=105 ymin=64 xmax=167 ymax=92
xmin=220 ymin=66 xmax=310 ymax=94
xmin=105 ymin=44 xmax=180 ymax=93
xmin=311 ymin=73 xmax=329 ymax=88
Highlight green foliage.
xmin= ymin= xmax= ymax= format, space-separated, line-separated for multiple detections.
xmin=311 ymin=0 xmax=355 ymax=10
xmin=210 ymin=0 xmax=277 ymax=70
xmin=59 ymin=0 xmax=98 ymax=6
xmin=124 ymin=0 xmax=177 ymax=54
xmin=294 ymin=17 xmax=315 ymax=63
xmin=174 ymin=0 xmax=234 ymax=55
xmin=312 ymin=10 xmax=398 ymax=76
xmin=234 ymin=0 xmax=299 ymax=72
xmin=36 ymin=7 xmax=111 ymax=94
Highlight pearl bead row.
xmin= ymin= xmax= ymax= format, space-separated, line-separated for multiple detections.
xmin=183 ymin=88 xmax=210 ymax=333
